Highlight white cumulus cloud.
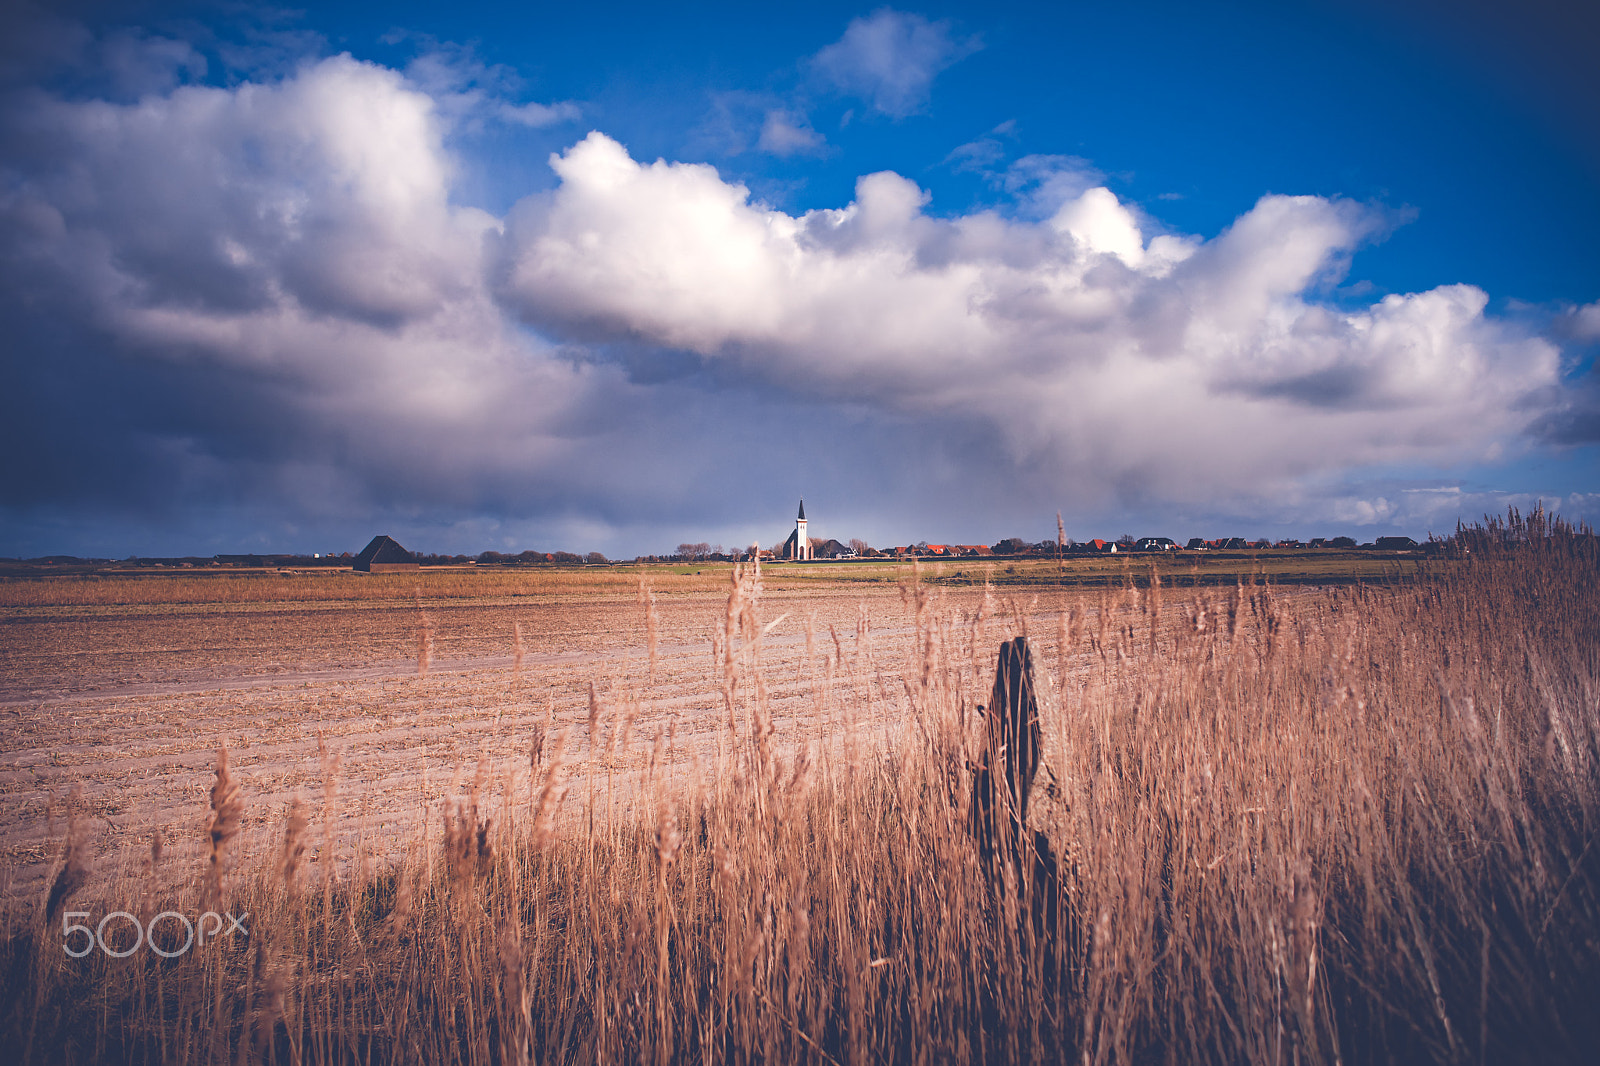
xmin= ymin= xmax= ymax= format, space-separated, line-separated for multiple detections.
xmin=495 ymin=133 xmax=1559 ymax=509
xmin=501 ymin=99 xmax=582 ymax=127
xmin=810 ymin=9 xmax=981 ymax=117
xmin=1572 ymin=299 xmax=1600 ymax=340
xmin=758 ymin=108 xmax=825 ymax=156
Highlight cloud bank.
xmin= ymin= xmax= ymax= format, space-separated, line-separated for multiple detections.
xmin=497 ymin=132 xmax=1557 ymax=506
xmin=0 ymin=44 xmax=1581 ymax=552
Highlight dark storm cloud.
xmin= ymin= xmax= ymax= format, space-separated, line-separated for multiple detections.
xmin=1528 ymin=301 xmax=1600 ymax=444
xmin=1535 ymin=409 xmax=1600 ymax=446
xmin=0 ymin=41 xmax=612 ymax=533
xmin=1528 ymin=377 xmax=1600 ymax=446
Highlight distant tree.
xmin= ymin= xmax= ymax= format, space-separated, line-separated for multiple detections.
xmin=1116 ymin=534 xmax=1137 ymax=548
xmin=993 ymin=537 xmax=1028 ymax=555
xmin=586 ymin=551 xmax=609 ymax=564
xmin=676 ymin=542 xmax=711 ymax=560
xmin=1330 ymin=536 xmax=1357 ymax=549
xmin=550 ymin=551 xmax=583 ymax=564
xmin=477 ymin=551 xmax=505 ymax=564
xmin=849 ymin=538 xmax=870 ymax=554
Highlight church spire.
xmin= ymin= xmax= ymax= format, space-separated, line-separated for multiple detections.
xmin=797 ymin=498 xmax=806 ymax=521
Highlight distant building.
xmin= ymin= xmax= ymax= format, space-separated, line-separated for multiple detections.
xmin=812 ymin=538 xmax=853 ymax=559
xmin=1135 ymin=537 xmax=1178 ymax=552
xmin=353 ymin=535 xmax=419 ymax=573
xmin=1374 ymin=536 xmax=1419 ymax=550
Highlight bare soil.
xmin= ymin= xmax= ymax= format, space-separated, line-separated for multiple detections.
xmin=1 ymin=576 xmax=1087 ymax=905
xmin=2 ymin=565 xmax=1334 ymax=913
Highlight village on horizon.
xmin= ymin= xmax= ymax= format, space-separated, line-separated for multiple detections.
xmin=4 ymin=497 xmax=1440 ymax=572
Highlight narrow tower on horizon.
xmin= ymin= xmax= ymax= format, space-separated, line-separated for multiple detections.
xmin=795 ymin=498 xmax=811 ymax=561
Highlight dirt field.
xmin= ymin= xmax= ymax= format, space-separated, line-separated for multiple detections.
xmin=0 ymin=553 xmax=1380 ymax=908
xmin=3 ymin=563 xmax=1159 ymax=905
xmin=9 ymin=533 xmax=1596 ymax=1066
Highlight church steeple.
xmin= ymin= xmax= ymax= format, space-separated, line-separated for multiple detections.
xmin=794 ymin=498 xmax=811 ymax=560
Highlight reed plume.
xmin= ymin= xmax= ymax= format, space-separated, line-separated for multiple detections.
xmin=276 ymin=797 xmax=308 ymax=892
xmin=205 ymin=746 xmax=244 ymax=906
xmin=44 ymin=798 xmax=90 ymax=922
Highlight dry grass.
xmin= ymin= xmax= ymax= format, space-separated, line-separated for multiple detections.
xmin=0 ymin=566 xmax=717 ymax=610
xmin=2 ymin=513 xmax=1596 ymax=1065
xmin=0 ymin=551 xmax=1414 ymax=611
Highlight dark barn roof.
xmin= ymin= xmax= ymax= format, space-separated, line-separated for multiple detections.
xmin=353 ymin=535 xmax=417 ymax=571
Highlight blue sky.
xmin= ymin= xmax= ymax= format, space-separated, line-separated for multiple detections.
xmin=2 ymin=0 xmax=1596 ymax=557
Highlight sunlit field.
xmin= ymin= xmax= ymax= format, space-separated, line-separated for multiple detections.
xmin=0 ymin=546 xmax=1417 ymax=609
xmin=2 ymin=515 xmax=1595 ymax=1064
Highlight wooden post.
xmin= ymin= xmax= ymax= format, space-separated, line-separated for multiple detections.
xmin=972 ymin=637 xmax=1042 ymax=877
xmin=972 ymin=636 xmax=1069 ymax=998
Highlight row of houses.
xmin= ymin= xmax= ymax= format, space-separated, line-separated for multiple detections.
xmin=990 ymin=535 xmax=1421 ymax=555
xmin=764 ymin=533 xmax=1427 ymax=563
xmin=1184 ymin=536 xmax=1419 ymax=551
xmin=753 ymin=501 xmax=1436 ymax=564
xmin=886 ymin=544 xmax=993 ymax=558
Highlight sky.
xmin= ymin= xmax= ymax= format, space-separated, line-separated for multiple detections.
xmin=1 ymin=0 xmax=1597 ymax=558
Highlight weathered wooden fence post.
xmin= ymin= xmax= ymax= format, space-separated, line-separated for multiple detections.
xmin=972 ymin=636 xmax=1041 ymax=875
xmin=972 ymin=636 xmax=1066 ymax=972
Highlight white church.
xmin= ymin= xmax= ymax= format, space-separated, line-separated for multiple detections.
xmin=779 ymin=499 xmax=855 ymax=560
xmin=782 ymin=499 xmax=813 ymax=561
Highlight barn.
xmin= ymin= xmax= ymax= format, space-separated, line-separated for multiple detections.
xmin=352 ymin=535 xmax=420 ymax=573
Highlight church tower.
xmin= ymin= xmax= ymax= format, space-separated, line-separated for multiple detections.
xmin=795 ymin=499 xmax=811 ymax=561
